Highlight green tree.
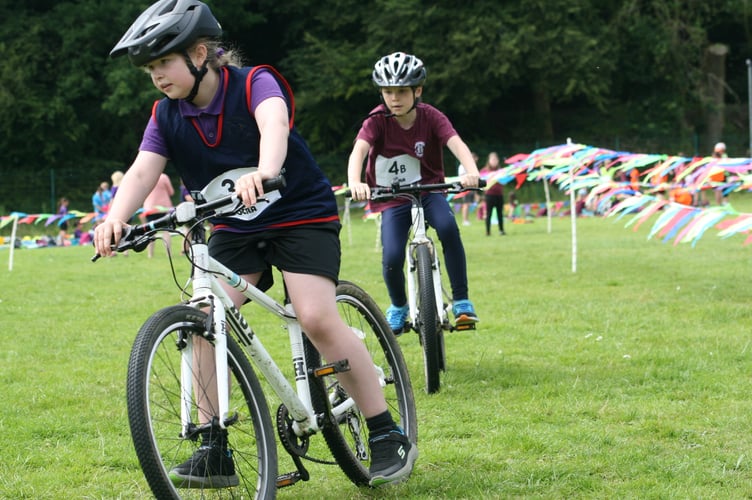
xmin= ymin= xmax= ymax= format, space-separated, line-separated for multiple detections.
xmin=1 ymin=0 xmax=751 ymax=213
xmin=500 ymin=0 xmax=617 ymax=141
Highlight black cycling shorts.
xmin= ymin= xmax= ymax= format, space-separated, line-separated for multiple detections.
xmin=208 ymin=222 xmax=342 ymax=291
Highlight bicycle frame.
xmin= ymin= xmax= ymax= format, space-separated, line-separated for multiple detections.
xmin=371 ymin=180 xmax=484 ymax=334
xmin=182 ymin=227 xmax=358 ymax=440
xmin=99 ymin=179 xmax=418 ymax=495
xmin=111 ymin=191 xmax=362 ymax=443
xmin=369 ymin=181 xmax=482 ymax=393
xmin=404 ymin=197 xmax=451 ymax=332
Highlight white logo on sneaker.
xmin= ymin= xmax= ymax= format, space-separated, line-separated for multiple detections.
xmin=398 ymin=446 xmax=405 ymax=460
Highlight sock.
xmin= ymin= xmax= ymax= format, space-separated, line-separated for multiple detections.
xmin=366 ymin=410 xmax=397 ymax=437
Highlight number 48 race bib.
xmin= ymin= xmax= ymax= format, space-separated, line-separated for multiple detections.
xmin=374 ymin=154 xmax=422 ymax=187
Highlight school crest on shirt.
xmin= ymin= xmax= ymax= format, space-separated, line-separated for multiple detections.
xmin=414 ymin=141 xmax=426 ymax=158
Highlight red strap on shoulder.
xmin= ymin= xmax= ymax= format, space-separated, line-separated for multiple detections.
xmin=150 ymin=100 xmax=160 ymax=122
xmin=245 ymin=64 xmax=295 ymax=130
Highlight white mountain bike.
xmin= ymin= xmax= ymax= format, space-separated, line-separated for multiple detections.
xmin=370 ymin=180 xmax=484 ymax=394
xmin=93 ymin=177 xmax=416 ymax=499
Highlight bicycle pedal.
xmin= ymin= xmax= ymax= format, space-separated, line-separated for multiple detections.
xmin=453 ymin=321 xmax=477 ymax=332
xmin=312 ymin=359 xmax=350 ymax=377
xmin=276 ymin=471 xmax=303 ymax=488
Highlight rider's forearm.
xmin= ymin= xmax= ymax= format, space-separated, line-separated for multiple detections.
xmin=106 ymin=151 xmax=166 ymax=223
xmin=347 ymin=162 xmax=363 ymax=186
xmin=258 ymin=124 xmax=288 ymax=178
xmin=256 ymin=97 xmax=289 ymax=178
xmin=447 ymin=136 xmax=479 ymax=176
xmin=347 ymin=140 xmax=370 ymax=185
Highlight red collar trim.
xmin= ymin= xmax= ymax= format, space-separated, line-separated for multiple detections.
xmin=190 ymin=67 xmax=230 ymax=148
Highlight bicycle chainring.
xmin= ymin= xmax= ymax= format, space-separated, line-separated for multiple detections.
xmin=276 ymin=404 xmax=309 ymax=457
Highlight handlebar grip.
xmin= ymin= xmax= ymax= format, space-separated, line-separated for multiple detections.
xmin=91 ymin=225 xmax=135 ymax=262
xmin=479 ymin=179 xmax=487 ymax=188
xmin=262 ymin=175 xmax=286 ymax=192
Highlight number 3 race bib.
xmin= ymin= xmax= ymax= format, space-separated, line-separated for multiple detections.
xmin=200 ymin=167 xmax=282 ymax=221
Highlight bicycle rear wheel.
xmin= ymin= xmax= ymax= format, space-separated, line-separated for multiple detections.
xmin=416 ymin=243 xmax=442 ymax=393
xmin=127 ymin=305 xmax=277 ymax=499
xmin=304 ymin=280 xmax=417 ymax=486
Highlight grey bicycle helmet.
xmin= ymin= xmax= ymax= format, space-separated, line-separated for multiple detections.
xmin=110 ymin=0 xmax=222 ymax=67
xmin=372 ymin=52 xmax=426 ymax=87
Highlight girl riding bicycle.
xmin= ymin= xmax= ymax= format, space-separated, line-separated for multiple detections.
xmin=95 ymin=0 xmax=416 ymax=488
xmin=347 ymin=52 xmax=481 ymax=334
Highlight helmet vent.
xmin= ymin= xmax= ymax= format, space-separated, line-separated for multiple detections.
xmin=158 ymin=0 xmax=178 ymax=15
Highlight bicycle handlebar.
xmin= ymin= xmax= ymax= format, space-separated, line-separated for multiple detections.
xmin=92 ymin=175 xmax=286 ymax=261
xmin=368 ymin=179 xmax=487 ymax=201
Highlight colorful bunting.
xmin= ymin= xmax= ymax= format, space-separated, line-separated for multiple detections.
xmin=6 ymin=142 xmax=752 ymax=248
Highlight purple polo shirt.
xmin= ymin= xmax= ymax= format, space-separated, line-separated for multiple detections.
xmin=139 ymin=68 xmax=284 ymax=157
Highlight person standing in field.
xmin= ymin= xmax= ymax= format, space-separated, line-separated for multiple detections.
xmin=95 ymin=0 xmax=416 ymax=488
xmin=479 ymin=151 xmax=505 ymax=236
xmin=110 ymin=170 xmax=124 ymax=199
xmin=56 ymin=197 xmax=70 ymax=246
xmin=91 ymin=181 xmax=112 ymax=226
xmin=347 ymin=51 xmax=480 ymax=334
xmin=710 ymin=142 xmax=727 ymax=206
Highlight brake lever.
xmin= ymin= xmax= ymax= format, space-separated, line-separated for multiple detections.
xmin=129 ymin=234 xmax=153 ymax=253
xmin=91 ymin=226 xmax=151 ymax=262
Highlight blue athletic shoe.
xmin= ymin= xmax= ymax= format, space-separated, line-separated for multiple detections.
xmin=385 ymin=304 xmax=409 ymax=334
xmin=452 ymin=299 xmax=478 ymax=326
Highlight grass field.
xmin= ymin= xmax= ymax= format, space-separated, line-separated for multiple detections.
xmin=2 ymin=197 xmax=752 ymax=499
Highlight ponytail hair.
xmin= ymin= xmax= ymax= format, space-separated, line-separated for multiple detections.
xmin=198 ymin=38 xmax=245 ymax=69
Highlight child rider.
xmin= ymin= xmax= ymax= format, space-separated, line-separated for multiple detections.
xmin=347 ymin=52 xmax=481 ymax=333
xmin=96 ymin=0 xmax=416 ymax=489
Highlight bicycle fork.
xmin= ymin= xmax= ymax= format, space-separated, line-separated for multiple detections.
xmin=176 ymin=247 xmax=235 ymax=438
xmin=406 ymin=203 xmax=451 ymax=329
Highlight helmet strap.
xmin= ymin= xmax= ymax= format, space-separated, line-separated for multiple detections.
xmin=182 ymin=51 xmax=209 ymax=103
xmin=406 ymin=88 xmax=420 ymax=114
xmin=376 ymin=94 xmax=395 ymax=118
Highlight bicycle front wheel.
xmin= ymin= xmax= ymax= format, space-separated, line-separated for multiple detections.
xmin=305 ymin=280 xmax=417 ymax=486
xmin=416 ymin=243 xmax=442 ymax=393
xmin=127 ymin=305 xmax=277 ymax=499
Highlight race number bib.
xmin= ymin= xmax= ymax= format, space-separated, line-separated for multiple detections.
xmin=374 ymin=154 xmax=421 ymax=187
xmin=201 ymin=167 xmax=281 ymax=221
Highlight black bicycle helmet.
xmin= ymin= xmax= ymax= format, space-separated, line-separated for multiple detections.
xmin=372 ymin=52 xmax=426 ymax=87
xmin=110 ymin=0 xmax=222 ymax=67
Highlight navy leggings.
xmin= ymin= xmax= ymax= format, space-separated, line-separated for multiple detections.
xmin=380 ymin=192 xmax=468 ymax=307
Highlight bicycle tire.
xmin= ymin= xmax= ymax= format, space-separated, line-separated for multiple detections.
xmin=127 ymin=305 xmax=277 ymax=499
xmin=416 ymin=244 xmax=442 ymax=393
xmin=304 ymin=280 xmax=417 ymax=486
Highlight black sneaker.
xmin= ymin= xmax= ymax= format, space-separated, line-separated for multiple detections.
xmin=368 ymin=428 xmax=418 ymax=486
xmin=169 ymin=443 xmax=239 ymax=489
